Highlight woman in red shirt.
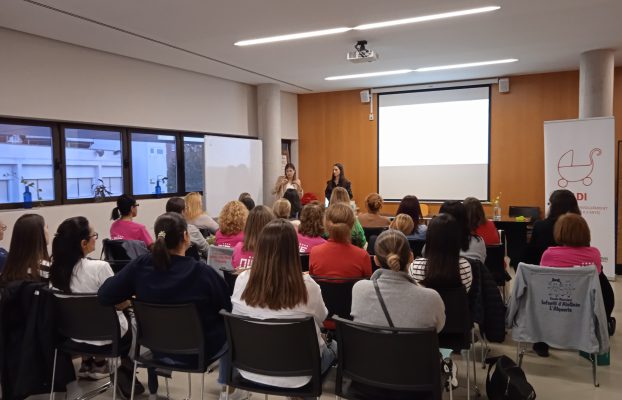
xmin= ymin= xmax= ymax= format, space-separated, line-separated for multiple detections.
xmin=464 ymin=197 xmax=500 ymax=245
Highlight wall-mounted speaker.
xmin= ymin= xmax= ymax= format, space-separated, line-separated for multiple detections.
xmin=360 ymin=90 xmax=371 ymax=103
xmin=499 ymin=78 xmax=510 ymax=93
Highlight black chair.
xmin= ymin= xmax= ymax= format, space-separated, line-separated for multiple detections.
xmin=300 ymin=253 xmax=310 ymax=272
xmin=101 ymin=239 xmax=134 ymax=273
xmin=220 ymin=310 xmax=326 ymax=399
xmin=311 ymin=276 xmax=363 ymax=330
xmin=50 ymin=292 xmax=128 ymax=400
xmin=185 ymin=244 xmax=201 ymax=261
xmin=362 ymin=227 xmax=387 ymax=243
xmin=435 ymin=287 xmax=478 ymax=400
xmin=369 ymin=255 xmax=381 ymax=271
xmin=334 ymin=317 xmax=441 ymax=400
xmin=485 ymin=245 xmax=507 ymax=287
xmin=508 ymin=206 xmax=540 ymax=221
xmin=198 ymin=227 xmax=211 ymax=238
xmin=130 ymin=302 xmax=223 ymax=400
xmin=408 ymin=239 xmax=426 ymax=258
xmin=222 ymin=270 xmax=238 ymax=296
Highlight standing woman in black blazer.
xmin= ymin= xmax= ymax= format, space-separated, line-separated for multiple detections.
xmin=325 ymin=163 xmax=353 ymax=201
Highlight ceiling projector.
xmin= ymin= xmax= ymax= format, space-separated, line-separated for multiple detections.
xmin=347 ymin=40 xmax=379 ymax=63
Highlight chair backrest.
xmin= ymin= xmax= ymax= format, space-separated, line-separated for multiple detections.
xmin=185 ymin=245 xmax=201 ymax=261
xmin=53 ymin=292 xmax=120 ymax=351
xmin=133 ymin=301 xmax=205 ymax=359
xmin=220 ymin=311 xmax=321 ymax=386
xmin=299 ymin=253 xmax=310 ymax=272
xmin=102 ymin=238 xmax=132 ymax=273
xmin=311 ymin=276 xmax=362 ymax=321
xmin=435 ymin=287 xmax=472 ymax=350
xmin=206 ymin=245 xmax=234 ymax=271
xmin=362 ymin=227 xmax=387 ymax=243
xmin=408 ymin=239 xmax=426 ymax=257
xmin=334 ymin=317 xmax=441 ymax=399
xmin=509 ymin=206 xmax=540 ymax=221
xmin=485 ymin=245 xmax=507 ymax=286
xmin=198 ymin=227 xmax=211 ymax=238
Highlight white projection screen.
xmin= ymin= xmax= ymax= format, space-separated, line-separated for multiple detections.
xmin=378 ymin=86 xmax=490 ymax=201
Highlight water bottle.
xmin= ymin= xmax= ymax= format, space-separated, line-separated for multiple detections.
xmin=493 ymin=197 xmax=501 ymax=221
xmin=155 ymin=181 xmax=162 ymax=195
xmin=23 ymin=186 xmax=32 ymax=209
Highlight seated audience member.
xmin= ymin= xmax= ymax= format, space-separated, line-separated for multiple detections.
xmin=440 ymin=200 xmax=486 ymax=263
xmin=215 ymin=201 xmax=248 ymax=247
xmin=0 ymin=214 xmax=50 ymax=282
xmin=329 ymin=187 xmax=366 ymax=248
xmin=50 ymin=217 xmax=141 ymax=394
xmin=0 ymin=219 xmax=7 ymax=272
xmin=368 ymin=213 xmax=415 ymax=255
xmin=98 ymin=213 xmax=245 ymax=399
xmin=166 ymin=197 xmax=209 ymax=257
xmin=357 ymin=193 xmax=391 ymax=228
xmin=409 ymin=214 xmax=473 ymax=293
xmin=231 ymin=219 xmax=336 ymax=388
xmin=396 ymin=195 xmax=427 ymax=240
xmin=352 ymin=229 xmax=445 ymax=331
xmin=541 ymin=213 xmax=616 ymax=336
xmin=525 ymin=189 xmax=580 ymax=264
xmin=110 ymin=194 xmax=153 ymax=247
xmin=297 ymin=204 xmax=327 ymax=253
xmin=273 ymin=198 xmax=300 ymax=230
xmin=232 ymin=206 xmax=275 ymax=269
xmin=283 ymin=188 xmax=302 ymax=219
xmin=238 ymin=192 xmax=255 ymax=212
xmin=309 ymin=203 xmax=372 ymax=279
xmin=184 ymin=192 xmax=219 ymax=234
xmin=464 ymin=197 xmax=500 ymax=245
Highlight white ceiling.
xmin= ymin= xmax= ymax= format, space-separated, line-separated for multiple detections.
xmin=1 ymin=0 xmax=621 ymax=93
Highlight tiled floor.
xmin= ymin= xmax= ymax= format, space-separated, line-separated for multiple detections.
xmin=41 ymin=278 xmax=621 ymax=400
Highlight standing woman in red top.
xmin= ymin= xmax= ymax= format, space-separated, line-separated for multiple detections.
xmin=309 ymin=203 xmax=371 ymax=279
xmin=464 ymin=197 xmax=500 ymax=245
xmin=109 ymin=194 xmax=153 ymax=248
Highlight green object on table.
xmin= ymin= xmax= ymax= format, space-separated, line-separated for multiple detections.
xmin=579 ymin=350 xmax=610 ymax=366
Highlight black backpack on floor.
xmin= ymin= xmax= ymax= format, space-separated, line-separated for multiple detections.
xmin=486 ymin=356 xmax=536 ymax=400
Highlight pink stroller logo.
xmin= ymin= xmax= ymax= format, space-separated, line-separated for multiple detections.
xmin=557 ymin=148 xmax=601 ymax=188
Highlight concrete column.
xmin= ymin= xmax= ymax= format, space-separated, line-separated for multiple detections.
xmin=257 ymin=84 xmax=282 ymax=205
xmin=579 ymin=49 xmax=614 ymax=118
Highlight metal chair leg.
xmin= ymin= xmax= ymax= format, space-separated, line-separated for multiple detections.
xmin=112 ymin=358 xmax=118 ymax=400
xmin=201 ymin=374 xmax=205 ymax=400
xmin=50 ymin=349 xmax=58 ymax=400
xmin=592 ymin=353 xmax=600 ymax=387
xmin=166 ymin=378 xmax=170 ymax=399
xmin=517 ymin=343 xmax=525 ymax=368
xmin=130 ymin=360 xmax=138 ymax=400
xmin=466 ymin=348 xmax=471 ymax=400
xmin=224 ymin=385 xmax=230 ymax=400
xmin=187 ymin=373 xmax=192 ymax=400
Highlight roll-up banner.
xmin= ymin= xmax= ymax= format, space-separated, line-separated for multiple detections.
xmin=544 ymin=117 xmax=615 ymax=279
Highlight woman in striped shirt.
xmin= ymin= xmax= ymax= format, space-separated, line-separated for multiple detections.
xmin=408 ymin=213 xmax=472 ymax=292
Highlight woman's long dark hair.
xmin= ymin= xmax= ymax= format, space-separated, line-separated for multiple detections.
xmin=439 ymin=200 xmax=472 ymax=251
xmin=396 ymin=195 xmax=423 ymax=233
xmin=152 ymin=212 xmax=188 ymax=271
xmin=547 ymin=189 xmax=580 ymax=221
xmin=329 ymin=163 xmax=349 ymax=186
xmin=111 ymin=194 xmax=136 ymax=220
xmin=1 ymin=214 xmax=49 ymax=282
xmin=50 ymin=217 xmax=91 ymax=293
xmin=421 ymin=214 xmax=462 ymax=289
xmin=283 ymin=188 xmax=302 ymax=218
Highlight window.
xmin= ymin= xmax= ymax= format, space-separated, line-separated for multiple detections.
xmin=184 ymin=136 xmax=204 ymax=193
xmin=131 ymin=132 xmax=178 ymax=195
xmin=0 ymin=123 xmax=55 ymax=204
xmin=64 ymin=128 xmax=124 ymax=200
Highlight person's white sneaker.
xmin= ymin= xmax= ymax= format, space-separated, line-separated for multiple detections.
xmin=218 ymin=389 xmax=251 ymax=400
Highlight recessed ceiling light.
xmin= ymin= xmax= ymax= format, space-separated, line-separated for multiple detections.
xmin=235 ymin=5 xmax=501 ymax=46
xmin=415 ymin=58 xmax=518 ymax=72
xmin=234 ymin=27 xmax=351 ymax=46
xmin=325 ymin=70 xmax=413 ymax=81
xmin=354 ymin=6 xmax=500 ymax=30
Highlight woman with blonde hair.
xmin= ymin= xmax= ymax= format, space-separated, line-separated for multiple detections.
xmin=184 ymin=192 xmax=219 ymax=234
xmin=298 ymin=204 xmax=327 ymax=253
xmin=231 ymin=206 xmax=275 ymax=269
xmin=358 ymin=193 xmax=390 ymax=228
xmin=215 ymin=201 xmax=248 ymax=247
xmin=329 ymin=187 xmax=366 ymax=248
xmin=231 ymin=219 xmax=335 ymax=389
xmin=309 ymin=203 xmax=371 ymax=279
xmin=367 ymin=213 xmax=415 ymax=255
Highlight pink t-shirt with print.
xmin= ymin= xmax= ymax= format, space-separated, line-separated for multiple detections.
xmin=540 ymin=246 xmax=602 ymax=274
xmin=215 ymin=230 xmax=244 ymax=248
xmin=298 ymin=234 xmax=327 ymax=254
xmin=231 ymin=242 xmax=255 ymax=269
xmin=110 ymin=220 xmax=153 ymax=246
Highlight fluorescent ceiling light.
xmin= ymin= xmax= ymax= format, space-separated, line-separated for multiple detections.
xmin=354 ymin=6 xmax=500 ymax=30
xmin=325 ymin=70 xmax=413 ymax=81
xmin=415 ymin=58 xmax=518 ymax=72
xmin=235 ymin=27 xmax=351 ymax=46
xmin=235 ymin=5 xmax=500 ymax=46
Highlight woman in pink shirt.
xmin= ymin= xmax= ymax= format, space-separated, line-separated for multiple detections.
xmin=232 ymin=206 xmax=275 ymax=269
xmin=540 ymin=213 xmax=615 ymax=337
xmin=297 ymin=203 xmax=326 ymax=253
xmin=215 ymin=200 xmax=248 ymax=247
xmin=109 ymin=194 xmax=153 ymax=247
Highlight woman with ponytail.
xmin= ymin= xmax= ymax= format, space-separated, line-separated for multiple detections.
xmin=309 ymin=203 xmax=371 ymax=278
xmin=351 ymin=229 xmax=445 ymax=331
xmin=109 ymin=194 xmax=153 ymax=247
xmin=98 ymin=213 xmax=241 ymax=399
